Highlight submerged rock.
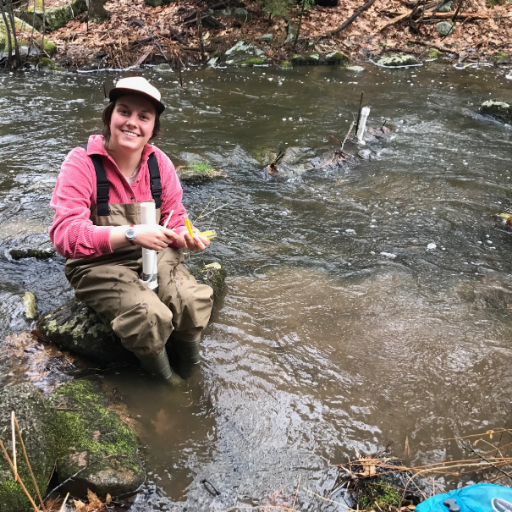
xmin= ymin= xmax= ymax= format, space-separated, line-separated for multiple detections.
xmin=48 ymin=380 xmax=144 ymax=499
xmin=38 ymin=263 xmax=226 ymax=363
xmin=377 ymin=54 xmax=419 ymax=67
xmin=0 ymin=383 xmax=55 ymax=512
xmin=480 ymin=100 xmax=512 ymax=123
xmin=23 ymin=292 xmax=37 ymax=320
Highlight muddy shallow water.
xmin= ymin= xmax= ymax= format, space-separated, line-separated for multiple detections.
xmin=1 ymin=62 xmax=512 ymax=509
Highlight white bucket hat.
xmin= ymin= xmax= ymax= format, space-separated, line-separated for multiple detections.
xmin=109 ymin=76 xmax=165 ymax=115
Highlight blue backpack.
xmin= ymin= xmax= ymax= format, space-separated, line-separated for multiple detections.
xmin=417 ymin=484 xmax=512 ymax=512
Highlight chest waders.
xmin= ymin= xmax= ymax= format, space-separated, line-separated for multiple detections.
xmin=64 ymin=145 xmax=214 ymax=382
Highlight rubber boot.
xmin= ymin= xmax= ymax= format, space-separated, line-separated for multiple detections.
xmin=137 ymin=349 xmax=174 ymax=382
xmin=168 ymin=337 xmax=200 ymax=364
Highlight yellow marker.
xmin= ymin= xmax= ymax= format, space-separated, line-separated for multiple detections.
xmin=185 ymin=217 xmax=194 ymax=238
xmin=198 ymin=230 xmax=217 ymax=240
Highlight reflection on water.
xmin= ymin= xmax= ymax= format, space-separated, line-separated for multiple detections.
xmin=1 ymin=64 xmax=512 ymax=509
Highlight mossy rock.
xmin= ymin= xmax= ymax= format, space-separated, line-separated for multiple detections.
xmin=189 ymin=262 xmax=226 ymax=305
xmin=38 ymin=57 xmax=57 ymax=69
xmin=19 ymin=0 xmax=87 ymax=32
xmin=177 ymin=163 xmax=227 ymax=185
xmin=38 ymin=298 xmax=128 ymax=364
xmin=0 ymin=17 xmax=56 ymax=55
xmin=326 ymin=51 xmax=349 ymax=66
xmin=377 ymin=53 xmax=419 ymax=66
xmin=281 ymin=61 xmax=292 ymax=68
xmin=0 ymin=383 xmax=56 ymax=512
xmin=38 ymin=263 xmax=226 ymax=363
xmin=239 ymin=57 xmax=266 ymax=66
xmin=9 ymin=247 xmax=56 ymax=260
xmin=48 ymin=380 xmax=144 ymax=499
xmin=480 ymin=99 xmax=512 ymax=123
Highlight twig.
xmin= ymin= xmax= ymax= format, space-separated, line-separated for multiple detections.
xmin=341 ymin=121 xmax=355 ymax=152
xmin=13 ymin=415 xmax=45 ymax=511
xmin=59 ymin=493 xmax=69 ymax=512
xmin=293 ymin=0 xmax=306 ymax=50
xmin=319 ymin=0 xmax=377 ymax=37
xmin=0 ymin=440 xmax=40 ymax=512
xmin=379 ymin=10 xmax=412 ymax=31
xmin=354 ymin=92 xmax=364 ymax=136
xmin=292 ymin=473 xmax=301 ymax=509
xmin=465 ymin=442 xmax=512 ymax=482
xmin=222 ymin=507 xmax=302 ymax=512
xmin=197 ymin=203 xmax=228 ymax=220
xmin=303 ymin=487 xmax=354 ymax=510
xmin=44 ymin=454 xmax=127 ymax=502
xmin=194 ymin=197 xmax=216 ymax=223
xmin=11 ymin=412 xmax=17 ymax=482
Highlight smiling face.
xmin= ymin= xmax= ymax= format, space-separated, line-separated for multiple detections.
xmin=107 ymin=94 xmax=157 ymax=154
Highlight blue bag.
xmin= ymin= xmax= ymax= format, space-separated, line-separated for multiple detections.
xmin=416 ymin=484 xmax=512 ymax=512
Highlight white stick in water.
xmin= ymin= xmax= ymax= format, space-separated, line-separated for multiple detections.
xmin=140 ymin=201 xmax=158 ymax=292
xmin=357 ymin=106 xmax=371 ymax=145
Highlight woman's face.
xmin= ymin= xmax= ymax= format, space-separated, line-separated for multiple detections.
xmin=108 ymin=94 xmax=157 ymax=153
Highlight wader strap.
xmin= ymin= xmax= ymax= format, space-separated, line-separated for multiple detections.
xmin=79 ymin=144 xmax=161 ymax=214
xmin=148 ymin=153 xmax=162 ymax=210
xmin=80 ymin=143 xmax=110 ymax=216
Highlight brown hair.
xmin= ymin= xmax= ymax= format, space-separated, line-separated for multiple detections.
xmin=101 ymin=98 xmax=161 ymax=144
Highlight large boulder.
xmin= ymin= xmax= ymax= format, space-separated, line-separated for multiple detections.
xmin=224 ymin=40 xmax=266 ymax=65
xmin=48 ymin=380 xmax=144 ymax=499
xmin=0 ymin=17 xmax=56 ymax=55
xmin=38 ymin=263 xmax=226 ymax=363
xmin=18 ymin=0 xmax=87 ymax=32
xmin=480 ymin=100 xmax=512 ymax=124
xmin=0 ymin=383 xmax=56 ymax=512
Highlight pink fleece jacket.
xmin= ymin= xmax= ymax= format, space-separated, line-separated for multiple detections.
xmin=50 ymin=135 xmax=188 ymax=259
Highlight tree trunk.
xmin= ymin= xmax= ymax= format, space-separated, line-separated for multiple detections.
xmin=6 ymin=0 xmax=21 ymax=66
xmin=87 ymin=0 xmax=109 ymax=23
xmin=0 ymin=0 xmax=13 ymax=68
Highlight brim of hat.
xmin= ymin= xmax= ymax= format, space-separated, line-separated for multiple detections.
xmin=109 ymin=88 xmax=165 ymax=115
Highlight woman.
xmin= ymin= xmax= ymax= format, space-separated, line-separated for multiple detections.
xmin=50 ymin=77 xmax=213 ymax=383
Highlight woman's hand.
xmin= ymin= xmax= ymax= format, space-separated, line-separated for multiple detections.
xmin=110 ymin=224 xmax=179 ymax=251
xmin=134 ymin=225 xmax=179 ymax=251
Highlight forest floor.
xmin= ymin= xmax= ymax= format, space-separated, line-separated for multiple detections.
xmin=47 ymin=0 xmax=512 ymax=69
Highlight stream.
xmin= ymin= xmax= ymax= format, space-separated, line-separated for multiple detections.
xmin=1 ymin=62 xmax=512 ymax=510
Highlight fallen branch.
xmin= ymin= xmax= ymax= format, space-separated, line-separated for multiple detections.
xmin=319 ymin=0 xmax=378 ymax=37
xmin=379 ymin=10 xmax=411 ymax=30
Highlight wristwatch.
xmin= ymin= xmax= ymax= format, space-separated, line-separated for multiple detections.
xmin=125 ymin=224 xmax=136 ymax=245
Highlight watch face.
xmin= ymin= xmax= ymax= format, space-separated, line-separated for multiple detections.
xmin=126 ymin=228 xmax=136 ymax=241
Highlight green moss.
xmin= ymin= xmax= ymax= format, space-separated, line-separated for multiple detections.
xmin=239 ymin=57 xmax=266 ymax=66
xmin=38 ymin=57 xmax=55 ymax=68
xmin=496 ymin=50 xmax=509 ymax=61
xmin=428 ymin=48 xmax=440 ymax=58
xmin=187 ymin=162 xmax=212 ymax=173
xmin=326 ymin=51 xmax=349 ymax=65
xmin=281 ymin=60 xmax=291 ymax=68
xmin=306 ymin=53 xmax=319 ymax=61
xmin=357 ymin=478 xmax=402 ymax=508
xmin=48 ymin=381 xmax=141 ymax=475
xmin=293 ymin=54 xmax=301 ymax=59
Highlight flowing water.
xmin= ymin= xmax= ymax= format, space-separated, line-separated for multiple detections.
xmin=1 ymin=63 xmax=512 ymax=510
